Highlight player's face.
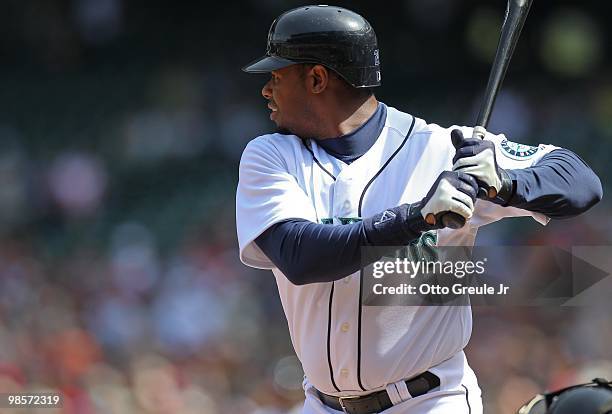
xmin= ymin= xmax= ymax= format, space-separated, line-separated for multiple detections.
xmin=261 ymin=65 xmax=312 ymax=136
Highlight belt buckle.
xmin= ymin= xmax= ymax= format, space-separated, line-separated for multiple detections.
xmin=338 ymin=395 xmax=360 ymax=413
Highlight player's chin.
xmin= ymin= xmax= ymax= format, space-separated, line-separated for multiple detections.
xmin=270 ymin=110 xmax=281 ymax=125
xmin=271 ymin=116 xmax=291 ymax=135
xmin=275 ymin=126 xmax=293 ymax=135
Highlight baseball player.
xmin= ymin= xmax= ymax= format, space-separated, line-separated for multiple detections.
xmin=236 ymin=5 xmax=602 ymax=414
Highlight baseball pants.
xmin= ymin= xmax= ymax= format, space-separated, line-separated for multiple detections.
xmin=301 ymin=351 xmax=483 ymax=414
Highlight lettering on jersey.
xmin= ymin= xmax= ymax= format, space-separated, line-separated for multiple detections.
xmin=395 ymin=230 xmax=439 ymax=263
xmin=320 ymin=217 xmax=362 ymax=225
xmin=380 ymin=230 xmax=438 ymax=263
xmin=320 ymin=217 xmax=437 ymax=248
xmin=500 ymin=139 xmax=539 ymax=160
xmin=321 ymin=216 xmax=439 ymax=262
xmin=338 ymin=217 xmax=362 ymax=225
xmin=420 ymin=230 xmax=438 ymax=249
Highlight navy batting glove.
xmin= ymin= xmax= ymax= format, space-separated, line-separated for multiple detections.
xmin=450 ymin=129 xmax=514 ymax=205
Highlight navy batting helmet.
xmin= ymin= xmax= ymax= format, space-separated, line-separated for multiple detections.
xmin=242 ymin=5 xmax=381 ymax=88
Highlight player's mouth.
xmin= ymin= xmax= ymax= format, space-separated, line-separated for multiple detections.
xmin=268 ymin=103 xmax=278 ymax=120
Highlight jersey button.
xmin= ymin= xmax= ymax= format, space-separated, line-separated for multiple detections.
xmin=341 ymin=323 xmax=350 ymax=332
xmin=340 ymin=369 xmax=349 ymax=377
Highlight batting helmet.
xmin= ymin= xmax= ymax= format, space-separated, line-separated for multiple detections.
xmin=242 ymin=5 xmax=381 ymax=88
xmin=518 ymin=378 xmax=612 ymax=414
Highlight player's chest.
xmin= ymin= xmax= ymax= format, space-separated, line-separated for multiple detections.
xmin=301 ymin=146 xmax=444 ymax=224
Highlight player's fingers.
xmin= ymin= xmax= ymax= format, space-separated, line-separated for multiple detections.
xmin=453 ymin=164 xmax=485 ymax=181
xmin=452 ymin=146 xmax=480 ymax=164
xmin=453 ymin=148 xmax=496 ymax=172
xmin=454 ymin=168 xmax=493 ymax=200
xmin=451 ymin=130 xmax=480 ymax=148
xmin=452 ymin=139 xmax=496 ymax=164
xmin=456 ymin=178 xmax=478 ymax=202
xmin=448 ymin=202 xmax=473 ymax=221
xmin=452 ymin=129 xmax=481 ymax=147
xmin=451 ymin=129 xmax=466 ymax=149
xmin=456 ymin=172 xmax=479 ymax=191
xmin=449 ymin=191 xmax=474 ymax=219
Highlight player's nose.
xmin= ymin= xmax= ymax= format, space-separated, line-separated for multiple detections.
xmin=261 ymin=80 xmax=272 ymax=100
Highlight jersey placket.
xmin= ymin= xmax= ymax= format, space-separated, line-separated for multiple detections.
xmin=328 ymin=172 xmax=367 ymax=392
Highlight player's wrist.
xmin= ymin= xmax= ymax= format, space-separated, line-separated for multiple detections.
xmin=407 ymin=201 xmax=441 ymax=232
xmin=488 ymin=167 xmax=515 ymax=206
xmin=362 ymin=203 xmax=431 ymax=246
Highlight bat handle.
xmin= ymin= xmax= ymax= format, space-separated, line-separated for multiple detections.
xmin=435 ymin=125 xmax=498 ymax=230
xmin=425 ymin=212 xmax=466 ymax=230
xmin=471 ymin=125 xmax=487 ymax=140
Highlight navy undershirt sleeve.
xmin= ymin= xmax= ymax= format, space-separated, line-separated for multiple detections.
xmin=506 ymin=149 xmax=603 ymax=219
xmin=256 ymin=219 xmax=367 ymax=285
xmin=255 ymin=203 xmax=427 ymax=285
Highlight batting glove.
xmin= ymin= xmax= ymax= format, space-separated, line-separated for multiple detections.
xmin=451 ymin=129 xmax=514 ymax=205
xmin=418 ymin=170 xmax=479 ymax=228
xmin=362 ymin=171 xmax=478 ymax=246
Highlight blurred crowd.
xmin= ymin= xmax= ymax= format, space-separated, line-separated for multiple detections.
xmin=0 ymin=0 xmax=610 ymax=413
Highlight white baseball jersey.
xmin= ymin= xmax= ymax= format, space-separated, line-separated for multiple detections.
xmin=236 ymin=103 xmax=557 ymax=397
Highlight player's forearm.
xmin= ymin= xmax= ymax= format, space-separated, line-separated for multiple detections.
xmin=254 ymin=205 xmax=428 ymax=285
xmin=255 ymin=219 xmax=366 ymax=285
xmin=505 ymin=149 xmax=603 ymax=218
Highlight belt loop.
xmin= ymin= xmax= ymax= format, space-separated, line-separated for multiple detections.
xmin=395 ymin=380 xmax=412 ymax=402
xmin=385 ymin=382 xmax=403 ymax=405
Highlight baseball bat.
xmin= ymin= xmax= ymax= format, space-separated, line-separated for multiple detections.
xmin=429 ymin=0 xmax=533 ymax=230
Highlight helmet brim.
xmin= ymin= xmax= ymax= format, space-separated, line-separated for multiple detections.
xmin=242 ymin=55 xmax=297 ymax=73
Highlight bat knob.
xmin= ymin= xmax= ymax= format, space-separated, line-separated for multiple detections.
xmin=427 ymin=212 xmax=466 ymax=229
xmin=441 ymin=212 xmax=466 ymax=229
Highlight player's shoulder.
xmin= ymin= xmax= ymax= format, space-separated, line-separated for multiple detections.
xmin=241 ymin=132 xmax=304 ymax=160
xmin=417 ymin=122 xmax=472 ymax=139
xmin=383 ymin=105 xmax=463 ymax=142
xmin=383 ymin=104 xmax=427 ymax=137
xmin=410 ymin=121 xmax=505 ymax=146
xmin=244 ymin=132 xmax=302 ymax=151
xmin=239 ymin=132 xmax=307 ymax=175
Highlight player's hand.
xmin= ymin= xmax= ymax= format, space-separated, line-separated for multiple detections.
xmin=418 ymin=170 xmax=478 ymax=228
xmin=450 ymin=129 xmax=513 ymax=202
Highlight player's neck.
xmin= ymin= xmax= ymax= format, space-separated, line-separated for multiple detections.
xmin=315 ymin=95 xmax=378 ymax=140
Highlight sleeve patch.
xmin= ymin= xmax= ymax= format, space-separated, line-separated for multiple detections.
xmin=500 ymin=139 xmax=540 ymax=160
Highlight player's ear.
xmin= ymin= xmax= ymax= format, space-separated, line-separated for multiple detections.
xmin=307 ymin=64 xmax=329 ymax=94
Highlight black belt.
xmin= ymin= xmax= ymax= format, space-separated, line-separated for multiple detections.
xmin=316 ymin=371 xmax=440 ymax=414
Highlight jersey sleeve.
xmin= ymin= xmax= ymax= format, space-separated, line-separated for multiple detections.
xmin=460 ymin=128 xmax=560 ymax=228
xmin=236 ymin=137 xmax=318 ymax=269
